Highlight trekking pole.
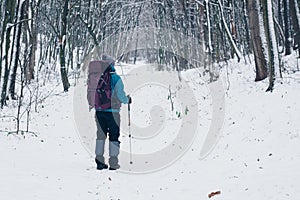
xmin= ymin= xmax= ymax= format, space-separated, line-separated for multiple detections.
xmin=128 ymin=102 xmax=133 ymax=164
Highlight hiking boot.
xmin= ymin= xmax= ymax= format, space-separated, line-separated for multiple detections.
xmin=95 ymin=158 xmax=108 ymax=170
xmin=109 ymin=166 xmax=120 ymax=170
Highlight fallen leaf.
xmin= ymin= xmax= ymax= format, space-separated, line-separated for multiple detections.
xmin=208 ymin=191 xmax=221 ymax=198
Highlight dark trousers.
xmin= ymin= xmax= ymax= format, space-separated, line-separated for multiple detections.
xmin=95 ymin=111 xmax=120 ymax=142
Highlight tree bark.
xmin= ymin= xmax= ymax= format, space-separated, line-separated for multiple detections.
xmin=247 ymin=0 xmax=268 ymax=81
xmin=1 ymin=0 xmax=17 ymax=107
xmin=283 ymin=0 xmax=292 ymax=55
xmin=59 ymin=0 xmax=70 ymax=92
xmin=9 ymin=0 xmax=26 ymax=100
xmin=27 ymin=0 xmax=40 ymax=81
xmin=242 ymin=0 xmax=252 ymax=55
xmin=263 ymin=0 xmax=280 ymax=92
xmin=289 ymin=0 xmax=300 ymax=56
xmin=0 ymin=1 xmax=6 ymax=83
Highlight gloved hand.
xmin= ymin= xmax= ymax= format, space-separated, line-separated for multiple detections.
xmin=127 ymin=95 xmax=132 ymax=104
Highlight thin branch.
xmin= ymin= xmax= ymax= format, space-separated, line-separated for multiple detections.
xmin=39 ymin=9 xmax=59 ymax=36
xmin=7 ymin=18 xmax=33 ymax=29
xmin=217 ymin=0 xmax=242 ymax=61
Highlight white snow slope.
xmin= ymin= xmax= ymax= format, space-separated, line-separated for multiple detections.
xmin=1 ymin=56 xmax=300 ymax=200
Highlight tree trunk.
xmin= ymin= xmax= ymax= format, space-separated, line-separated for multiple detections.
xmin=1 ymin=0 xmax=17 ymax=107
xmin=278 ymin=0 xmax=284 ymax=47
xmin=247 ymin=0 xmax=268 ymax=81
xmin=0 ymin=1 xmax=7 ymax=83
xmin=242 ymin=0 xmax=252 ymax=56
xmin=283 ymin=0 xmax=292 ymax=55
xmin=218 ymin=0 xmax=242 ymax=62
xmin=289 ymin=0 xmax=300 ymax=56
xmin=27 ymin=0 xmax=40 ymax=81
xmin=59 ymin=0 xmax=70 ymax=92
xmin=263 ymin=0 xmax=280 ymax=92
xmin=9 ymin=0 xmax=26 ymax=100
xmin=204 ymin=0 xmax=213 ymax=71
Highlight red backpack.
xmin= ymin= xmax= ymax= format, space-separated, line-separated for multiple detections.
xmin=95 ymin=67 xmax=112 ymax=110
xmin=87 ymin=60 xmax=110 ymax=110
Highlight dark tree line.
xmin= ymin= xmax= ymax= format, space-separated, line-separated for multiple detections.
xmin=0 ymin=0 xmax=300 ymax=109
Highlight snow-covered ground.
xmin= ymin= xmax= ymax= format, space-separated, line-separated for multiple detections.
xmin=1 ymin=57 xmax=300 ymax=200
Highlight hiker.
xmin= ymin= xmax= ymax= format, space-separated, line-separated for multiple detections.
xmin=87 ymin=55 xmax=132 ymax=170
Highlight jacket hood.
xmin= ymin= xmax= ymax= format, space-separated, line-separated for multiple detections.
xmin=101 ymin=54 xmax=116 ymax=72
xmin=102 ymin=54 xmax=115 ymax=65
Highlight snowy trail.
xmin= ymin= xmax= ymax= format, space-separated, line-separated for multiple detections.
xmin=1 ymin=61 xmax=300 ymax=200
xmin=74 ymin=63 xmax=211 ymax=173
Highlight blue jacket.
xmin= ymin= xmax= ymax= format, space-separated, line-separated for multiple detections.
xmin=96 ymin=64 xmax=129 ymax=112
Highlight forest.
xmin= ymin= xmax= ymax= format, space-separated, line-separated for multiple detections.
xmin=1 ymin=1 xmax=300 ymax=199
xmin=0 ymin=0 xmax=299 ymax=109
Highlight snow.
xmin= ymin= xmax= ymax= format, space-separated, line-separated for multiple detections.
xmin=1 ymin=57 xmax=300 ymax=200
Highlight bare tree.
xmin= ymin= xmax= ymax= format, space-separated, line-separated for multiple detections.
xmin=0 ymin=0 xmax=17 ymax=107
xmin=247 ymin=0 xmax=268 ymax=82
xmin=59 ymin=0 xmax=71 ymax=91
xmin=289 ymin=0 xmax=300 ymax=56
xmin=283 ymin=0 xmax=292 ymax=55
xmin=9 ymin=0 xmax=27 ymax=100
